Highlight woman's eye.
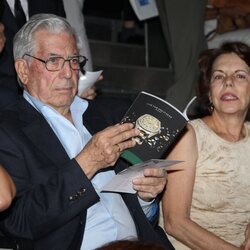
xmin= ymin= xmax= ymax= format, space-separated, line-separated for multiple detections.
xmin=213 ymin=75 xmax=224 ymax=80
xmin=235 ymin=73 xmax=246 ymax=80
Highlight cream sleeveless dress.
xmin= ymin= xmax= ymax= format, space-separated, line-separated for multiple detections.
xmin=159 ymin=119 xmax=250 ymax=249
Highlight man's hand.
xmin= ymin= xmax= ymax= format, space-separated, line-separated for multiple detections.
xmin=0 ymin=23 xmax=6 ymax=53
xmin=132 ymin=168 xmax=167 ymax=201
xmin=75 ymin=123 xmax=140 ymax=179
xmin=79 ymin=86 xmax=97 ymax=100
xmin=78 ymin=74 xmax=104 ymax=100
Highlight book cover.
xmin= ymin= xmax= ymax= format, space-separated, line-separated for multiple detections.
xmin=120 ymin=91 xmax=188 ymax=164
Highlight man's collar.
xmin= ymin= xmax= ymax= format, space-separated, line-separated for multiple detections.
xmin=23 ymin=90 xmax=88 ymax=117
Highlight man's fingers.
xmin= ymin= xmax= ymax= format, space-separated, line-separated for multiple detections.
xmin=101 ymin=123 xmax=139 ymax=146
xmin=78 ymin=123 xmax=139 ymax=176
xmin=132 ymin=168 xmax=167 ymax=200
xmin=133 ymin=176 xmax=166 ymax=189
xmin=144 ymin=168 xmax=167 ymax=178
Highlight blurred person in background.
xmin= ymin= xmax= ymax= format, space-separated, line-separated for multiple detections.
xmin=1 ymin=0 xmax=97 ymax=99
xmin=156 ymin=0 xmax=207 ymax=113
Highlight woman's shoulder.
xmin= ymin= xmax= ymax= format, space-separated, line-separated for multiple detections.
xmin=188 ymin=118 xmax=206 ymax=131
xmin=188 ymin=118 xmax=202 ymax=126
xmin=187 ymin=118 xmax=214 ymax=143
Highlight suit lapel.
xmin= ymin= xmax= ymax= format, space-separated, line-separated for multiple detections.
xmin=19 ymin=99 xmax=70 ymax=167
xmin=82 ymin=100 xmax=108 ymax=135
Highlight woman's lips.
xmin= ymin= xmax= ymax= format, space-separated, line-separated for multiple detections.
xmin=220 ymin=93 xmax=238 ymax=101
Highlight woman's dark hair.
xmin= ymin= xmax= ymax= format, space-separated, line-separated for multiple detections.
xmin=96 ymin=239 xmax=165 ymax=250
xmin=197 ymin=42 xmax=250 ymax=115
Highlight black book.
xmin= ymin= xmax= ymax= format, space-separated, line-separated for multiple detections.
xmin=120 ymin=91 xmax=189 ymax=165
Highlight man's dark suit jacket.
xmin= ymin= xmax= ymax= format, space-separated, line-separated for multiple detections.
xmin=0 ymin=86 xmax=18 ymax=109
xmin=0 ymin=0 xmax=66 ymax=93
xmin=0 ymin=97 xmax=174 ymax=250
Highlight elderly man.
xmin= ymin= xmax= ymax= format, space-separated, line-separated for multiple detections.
xmin=0 ymin=14 xmax=173 ymax=250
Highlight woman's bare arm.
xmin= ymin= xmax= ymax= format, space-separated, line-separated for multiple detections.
xmin=162 ymin=124 xmax=240 ymax=250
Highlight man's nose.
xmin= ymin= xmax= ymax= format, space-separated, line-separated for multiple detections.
xmin=60 ymin=60 xmax=73 ymax=78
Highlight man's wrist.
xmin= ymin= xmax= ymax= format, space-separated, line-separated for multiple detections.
xmin=138 ymin=197 xmax=158 ymax=221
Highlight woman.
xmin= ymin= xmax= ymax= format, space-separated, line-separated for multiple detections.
xmin=161 ymin=42 xmax=250 ymax=249
xmin=0 ymin=166 xmax=16 ymax=212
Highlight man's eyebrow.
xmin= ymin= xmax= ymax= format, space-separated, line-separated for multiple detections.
xmin=47 ymin=53 xmax=79 ymax=57
xmin=46 ymin=53 xmax=61 ymax=57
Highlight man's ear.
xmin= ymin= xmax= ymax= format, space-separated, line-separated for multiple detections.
xmin=15 ymin=59 xmax=29 ymax=86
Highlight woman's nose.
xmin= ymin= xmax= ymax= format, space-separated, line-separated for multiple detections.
xmin=224 ymin=75 xmax=234 ymax=87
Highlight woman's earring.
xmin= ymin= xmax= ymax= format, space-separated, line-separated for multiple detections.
xmin=208 ymin=93 xmax=214 ymax=113
xmin=209 ymin=102 xmax=214 ymax=113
